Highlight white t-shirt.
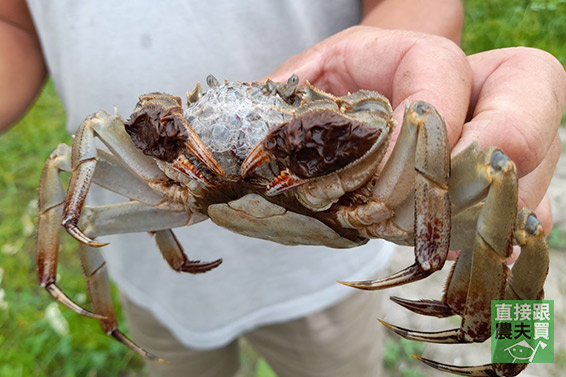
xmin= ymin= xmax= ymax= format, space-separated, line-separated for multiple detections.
xmin=28 ymin=0 xmax=394 ymax=349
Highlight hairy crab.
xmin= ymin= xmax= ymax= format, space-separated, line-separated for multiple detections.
xmin=37 ymin=75 xmax=549 ymax=376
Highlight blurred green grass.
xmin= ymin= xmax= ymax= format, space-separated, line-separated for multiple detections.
xmin=1 ymin=1 xmax=565 ymax=376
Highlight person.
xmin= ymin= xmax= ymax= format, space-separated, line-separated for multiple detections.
xmin=1 ymin=1 xmax=564 ymax=377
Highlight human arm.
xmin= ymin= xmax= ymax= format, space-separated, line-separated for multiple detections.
xmin=361 ymin=0 xmax=464 ymax=43
xmin=0 ymin=0 xmax=47 ymax=133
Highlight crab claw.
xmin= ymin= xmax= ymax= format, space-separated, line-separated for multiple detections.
xmin=183 ymin=122 xmax=225 ymax=177
xmin=265 ymin=169 xmax=306 ymax=196
xmin=378 ymin=318 xmax=461 ymax=343
xmin=240 ymin=140 xmax=274 ymax=178
xmin=411 ymin=354 xmax=527 ymax=377
xmin=125 ymin=92 xmax=225 ymax=178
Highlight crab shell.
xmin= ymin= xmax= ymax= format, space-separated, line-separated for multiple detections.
xmin=123 ymin=79 xmax=395 ymax=248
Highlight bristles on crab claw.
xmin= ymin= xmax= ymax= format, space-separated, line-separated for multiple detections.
xmin=411 ymin=354 xmax=527 ymax=377
xmin=377 ymin=318 xmax=462 ymax=344
xmin=338 ymin=263 xmax=432 ymax=290
xmin=265 ymin=169 xmax=306 ymax=196
xmin=45 ymin=283 xmax=107 ymax=319
xmin=111 ymin=329 xmax=168 ymax=364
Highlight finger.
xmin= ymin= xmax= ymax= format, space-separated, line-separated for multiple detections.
xmin=266 ymin=26 xmax=472 ymax=147
xmin=517 ymin=133 xmax=561 ymax=214
xmin=453 ymin=47 xmax=566 ymax=177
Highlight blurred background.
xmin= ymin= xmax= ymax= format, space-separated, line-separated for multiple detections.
xmin=0 ymin=1 xmax=565 ymax=376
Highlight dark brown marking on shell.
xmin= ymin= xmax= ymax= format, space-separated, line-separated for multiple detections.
xmin=262 ymin=110 xmax=381 ymax=179
xmin=124 ymin=103 xmax=188 ymax=163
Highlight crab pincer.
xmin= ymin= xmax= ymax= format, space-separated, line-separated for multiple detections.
xmin=241 ymin=100 xmax=391 ymax=210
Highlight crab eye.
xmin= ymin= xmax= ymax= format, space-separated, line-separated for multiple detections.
xmin=262 ymin=110 xmax=382 ymax=179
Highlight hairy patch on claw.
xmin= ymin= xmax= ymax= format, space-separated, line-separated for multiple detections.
xmin=125 ymin=101 xmax=189 ymax=163
xmin=263 ymin=110 xmax=382 ymax=178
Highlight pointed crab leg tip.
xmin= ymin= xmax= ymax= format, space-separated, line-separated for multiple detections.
xmin=377 ymin=318 xmax=395 ymax=330
xmin=349 ymin=263 xmax=432 ymax=290
xmin=148 ymin=354 xmax=170 ymax=365
xmin=65 ymin=225 xmax=109 ymax=247
xmin=377 ymin=316 xmax=463 ymax=344
xmin=412 ymin=355 xmax=502 ymax=377
xmin=181 ymin=258 xmax=223 ymax=274
xmin=337 ymin=280 xmax=363 ymax=289
xmin=389 ymin=296 xmax=455 ymax=317
xmin=111 ymin=329 xmax=166 ymax=362
xmin=337 ymin=279 xmax=389 ymax=291
xmin=410 ymin=353 xmax=423 ymax=361
xmin=376 ymin=318 xmax=410 ymax=337
xmin=45 ymin=284 xmax=107 ymax=319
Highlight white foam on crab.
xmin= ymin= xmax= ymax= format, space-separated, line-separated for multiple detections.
xmin=184 ymin=82 xmax=293 ymax=175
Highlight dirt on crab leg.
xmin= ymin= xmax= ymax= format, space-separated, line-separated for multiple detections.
xmin=340 ymin=101 xmax=451 ymax=290
xmin=37 ymin=144 xmax=105 ymax=319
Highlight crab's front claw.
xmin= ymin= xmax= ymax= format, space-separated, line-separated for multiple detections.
xmin=412 ymin=354 xmax=528 ymax=377
xmin=242 ymin=106 xmax=389 ymax=204
xmin=125 ymin=92 xmax=225 ymax=179
xmin=240 ymin=141 xmax=307 ymax=195
xmin=240 ymin=140 xmax=274 ymax=178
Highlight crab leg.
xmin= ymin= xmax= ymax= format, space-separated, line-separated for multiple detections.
xmin=37 ymin=144 xmax=104 ymax=318
xmin=82 ymin=201 xmax=221 ymax=270
xmin=409 ymin=213 xmax=547 ymax=377
xmin=411 ymin=220 xmax=546 ymax=377
xmin=38 ymin=136 xmax=218 ymax=319
xmin=153 ymin=230 xmax=223 ymax=273
xmin=385 ymin=146 xmax=522 ymax=316
xmin=77 ymin=243 xmax=165 ymax=362
xmin=341 ymin=101 xmax=451 ymax=290
xmin=380 ymin=150 xmax=549 ymax=376
xmin=381 ymin=148 xmax=518 ymax=339
xmin=62 ymin=111 xmax=168 ymax=246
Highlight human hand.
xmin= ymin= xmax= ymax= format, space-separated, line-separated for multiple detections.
xmin=267 ymin=26 xmax=566 ymax=240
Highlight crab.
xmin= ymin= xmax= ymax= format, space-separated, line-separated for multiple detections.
xmin=37 ymin=75 xmax=549 ymax=376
